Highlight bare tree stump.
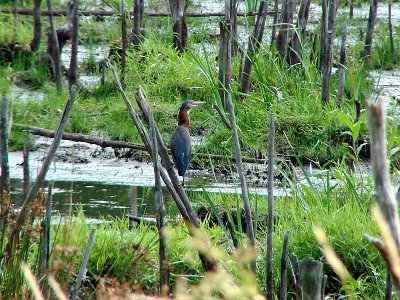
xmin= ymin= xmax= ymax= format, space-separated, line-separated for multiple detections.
xmin=240 ymin=1 xmax=268 ymax=94
xmin=287 ymin=0 xmax=311 ymax=65
xmin=30 ymin=0 xmax=42 ymax=52
xmin=299 ymin=256 xmax=324 ymax=300
xmin=132 ymin=0 xmax=144 ymax=46
xmin=169 ymin=0 xmax=187 ymax=52
xmin=68 ymin=0 xmax=79 ymax=89
xmin=363 ymin=0 xmax=378 ymax=66
xmin=276 ymin=0 xmax=295 ymax=58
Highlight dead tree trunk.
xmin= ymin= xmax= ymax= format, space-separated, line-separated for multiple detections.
xmin=0 ymin=96 xmax=10 ymax=194
xmin=13 ymin=0 xmax=18 ymax=34
xmin=219 ymin=20 xmax=232 ymax=108
xmin=287 ymin=0 xmax=311 ymax=65
xmin=389 ymin=2 xmax=397 ymax=65
xmin=68 ymin=0 xmax=79 ymax=89
xmin=30 ymin=0 xmax=42 ymax=52
xmin=349 ymin=0 xmax=354 ymax=18
xmin=169 ymin=0 xmax=187 ymax=52
xmin=240 ymin=1 xmax=268 ymax=94
xmin=132 ymin=0 xmax=144 ymax=46
xmin=279 ymin=231 xmax=290 ymax=300
xmin=276 ymin=0 xmax=295 ymax=58
xmin=336 ymin=22 xmax=347 ymax=107
xmin=321 ymin=0 xmax=338 ymax=103
xmin=363 ymin=0 xmax=378 ymax=66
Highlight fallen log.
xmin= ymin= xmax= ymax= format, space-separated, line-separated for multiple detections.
xmin=13 ymin=123 xmax=272 ymax=164
xmin=1 ymin=7 xmax=273 ymax=17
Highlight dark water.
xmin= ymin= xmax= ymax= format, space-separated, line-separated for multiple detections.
xmin=10 ymin=178 xmax=181 ymax=220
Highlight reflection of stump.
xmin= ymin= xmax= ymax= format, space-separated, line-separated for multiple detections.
xmin=46 ymin=1 xmax=73 ymax=75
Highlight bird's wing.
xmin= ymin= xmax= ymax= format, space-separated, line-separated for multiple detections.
xmin=171 ymin=127 xmax=191 ymax=176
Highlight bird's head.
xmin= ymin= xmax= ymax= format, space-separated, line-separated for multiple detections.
xmin=179 ymin=100 xmax=206 ymax=113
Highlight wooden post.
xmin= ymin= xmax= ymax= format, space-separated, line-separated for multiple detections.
xmin=241 ymin=1 xmax=268 ymax=94
xmin=363 ymin=0 xmax=378 ymax=66
xmin=149 ymin=110 xmax=170 ymax=294
xmin=68 ymin=0 xmax=79 ymax=89
xmin=266 ymin=112 xmax=275 ymax=300
xmin=389 ymin=2 xmax=397 ymax=65
xmin=321 ymin=0 xmax=338 ymax=103
xmin=336 ymin=22 xmax=347 ymax=107
xmin=30 ymin=0 xmax=42 ymax=52
xmin=46 ymin=0 xmax=63 ymax=91
xmin=169 ymin=0 xmax=187 ymax=52
xmin=132 ymin=0 xmax=144 ymax=46
xmin=276 ymin=0 xmax=294 ymax=58
xmin=0 ymin=96 xmax=10 ymax=194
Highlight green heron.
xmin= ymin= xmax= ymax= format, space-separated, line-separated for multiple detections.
xmin=170 ymin=100 xmax=205 ymax=186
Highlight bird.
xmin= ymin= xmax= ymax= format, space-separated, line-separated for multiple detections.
xmin=170 ymin=100 xmax=205 ymax=186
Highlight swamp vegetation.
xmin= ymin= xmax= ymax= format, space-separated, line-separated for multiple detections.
xmin=1 ymin=0 xmax=400 ymax=298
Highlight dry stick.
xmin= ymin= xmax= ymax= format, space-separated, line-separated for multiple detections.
xmin=366 ymin=99 xmax=400 ymax=251
xmin=13 ymin=123 xmax=270 ymax=164
xmin=319 ymin=0 xmax=327 ymax=71
xmin=363 ymin=0 xmax=378 ymax=66
xmin=133 ymin=87 xmax=216 ymax=272
xmin=46 ymin=0 xmax=62 ymax=91
xmin=1 ymin=96 xmax=10 ymax=194
xmin=30 ymin=0 xmax=42 ymax=52
xmin=336 ymin=22 xmax=347 ymax=107
xmin=68 ymin=0 xmax=79 ymax=89
xmin=218 ymin=19 xmax=232 ymax=108
xmin=321 ymin=0 xmax=338 ymax=103
xmin=349 ymin=0 xmax=354 ymax=18
xmin=13 ymin=0 xmax=18 ymax=34
xmin=276 ymin=0 xmax=294 ymax=58
xmin=279 ymin=231 xmax=290 ymax=300
xmin=266 ymin=112 xmax=275 ymax=300
xmin=389 ymin=2 xmax=397 ymax=65
xmin=149 ymin=110 xmax=170 ymax=294
xmin=121 ymin=0 xmax=127 ymax=86
xmin=2 ymin=7 xmax=270 ymax=17
xmin=241 ymin=1 xmax=268 ymax=94
xmin=225 ymin=89 xmax=255 ymax=248
xmin=213 ymin=104 xmax=231 ymax=130
xmin=106 ymin=60 xmax=191 ymax=223
xmin=6 ymin=86 xmax=77 ymax=260
xmin=71 ymin=228 xmax=96 ymax=300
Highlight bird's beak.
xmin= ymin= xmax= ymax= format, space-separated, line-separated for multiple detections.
xmin=192 ymin=101 xmax=206 ymax=107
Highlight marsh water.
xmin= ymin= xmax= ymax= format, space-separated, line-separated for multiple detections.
xmin=8 ymin=1 xmax=400 ymax=220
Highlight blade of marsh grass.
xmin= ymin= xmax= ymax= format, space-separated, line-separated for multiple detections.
xmin=343 ymin=172 xmax=362 ymax=207
xmin=202 ymin=188 xmax=225 ymax=229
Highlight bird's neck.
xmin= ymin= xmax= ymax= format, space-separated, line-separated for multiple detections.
xmin=178 ymin=110 xmax=190 ymax=130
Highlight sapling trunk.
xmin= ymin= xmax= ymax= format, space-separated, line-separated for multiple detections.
xmin=169 ymin=0 xmax=187 ymax=52
xmin=270 ymin=0 xmax=280 ymax=47
xmin=218 ymin=20 xmax=232 ymax=108
xmin=121 ymin=0 xmax=127 ymax=86
xmin=276 ymin=0 xmax=294 ymax=58
xmin=22 ymin=134 xmax=31 ymax=200
xmin=132 ymin=0 xmax=144 ymax=46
